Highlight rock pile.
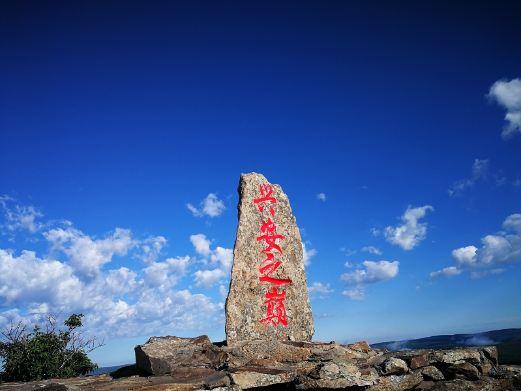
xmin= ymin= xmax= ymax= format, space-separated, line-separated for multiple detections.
xmin=129 ymin=335 xmax=520 ymax=390
xmin=5 ymin=336 xmax=519 ymax=390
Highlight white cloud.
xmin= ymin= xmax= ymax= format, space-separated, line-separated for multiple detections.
xmin=186 ymin=203 xmax=201 ymax=216
xmin=187 ymin=193 xmax=225 ymax=218
xmin=219 ymin=284 xmax=228 ymax=298
xmin=302 ymin=242 xmax=317 ymax=267
xmin=430 ymin=266 xmax=462 ymax=278
xmin=0 ymin=249 xmax=82 ymax=306
xmin=448 ymin=159 xmax=490 ymax=197
xmin=0 ymin=196 xmax=43 ymax=234
xmin=194 ymin=268 xmax=227 ymax=288
xmin=105 ymin=267 xmax=138 ymax=294
xmin=316 ymin=193 xmax=326 ymax=202
xmin=384 ymin=205 xmax=434 ymax=250
xmin=361 ymin=246 xmax=382 ymax=255
xmin=452 ymin=246 xmax=478 ymax=267
xmin=190 ymin=234 xmax=212 ymax=257
xmin=138 ymin=236 xmax=167 ymax=263
xmin=342 ymin=287 xmax=364 ymax=301
xmin=488 ymin=78 xmax=521 ymax=139
xmin=470 ymin=268 xmax=506 ymax=280
xmin=0 ymin=201 xmax=224 ymax=340
xmin=210 ymin=246 xmax=233 ymax=271
xmin=431 ymin=213 xmax=521 ymax=279
xmin=370 ymin=228 xmax=380 ymax=237
xmin=191 ymin=234 xmax=233 ymax=288
xmin=44 ymin=227 xmax=135 ymax=277
xmin=341 ymin=260 xmax=399 ymax=284
xmin=503 ymin=213 xmax=521 ymax=233
xmin=143 ymin=256 xmax=190 ymax=290
xmin=308 ymin=282 xmax=333 ymax=298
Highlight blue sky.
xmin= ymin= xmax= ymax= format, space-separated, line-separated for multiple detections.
xmin=1 ymin=1 xmax=520 ymax=366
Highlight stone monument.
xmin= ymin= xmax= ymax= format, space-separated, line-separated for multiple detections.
xmin=225 ymin=172 xmax=314 ymax=344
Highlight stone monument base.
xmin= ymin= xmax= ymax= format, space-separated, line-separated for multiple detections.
xmin=4 ymin=335 xmax=517 ymax=390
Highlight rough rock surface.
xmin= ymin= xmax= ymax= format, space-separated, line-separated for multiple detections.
xmin=6 ymin=339 xmax=519 ymax=390
xmin=225 ymin=173 xmax=313 ymax=345
xmin=135 ymin=336 xmax=227 ymax=375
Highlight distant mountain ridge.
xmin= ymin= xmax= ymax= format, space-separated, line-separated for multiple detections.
xmin=371 ymin=328 xmax=521 ymax=365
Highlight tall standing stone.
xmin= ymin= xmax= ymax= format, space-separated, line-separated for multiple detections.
xmin=225 ymin=173 xmax=314 ymax=344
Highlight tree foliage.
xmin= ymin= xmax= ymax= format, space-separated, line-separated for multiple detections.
xmin=0 ymin=314 xmax=103 ymax=382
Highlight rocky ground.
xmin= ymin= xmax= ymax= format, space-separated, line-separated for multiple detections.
xmin=1 ymin=336 xmax=520 ymax=390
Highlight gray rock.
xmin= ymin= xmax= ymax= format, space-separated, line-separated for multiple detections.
xmin=380 ymin=357 xmax=409 ymax=375
xmin=225 ymin=173 xmax=314 ymax=345
xmin=134 ymin=335 xmax=227 ymax=375
xmin=433 ymin=348 xmax=481 ymax=366
xmin=297 ymin=360 xmax=379 ymax=389
xmin=429 ymin=377 xmax=507 ymax=391
xmin=481 ymin=346 xmax=498 ymax=366
xmin=225 ymin=339 xmax=313 ymax=366
xmin=444 ymin=362 xmax=480 ymax=381
xmin=421 ymin=365 xmax=445 ymax=381
xmin=369 ymin=371 xmax=423 ymax=390
xmin=230 ymin=366 xmax=295 ymax=389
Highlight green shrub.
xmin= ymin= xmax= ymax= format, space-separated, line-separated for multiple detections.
xmin=0 ymin=314 xmax=102 ymax=382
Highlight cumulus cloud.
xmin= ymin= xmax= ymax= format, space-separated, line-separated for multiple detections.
xmin=302 ymin=242 xmax=317 ymax=267
xmin=308 ymin=282 xmax=333 ymax=298
xmin=190 ymin=234 xmax=212 ymax=257
xmin=341 ymin=260 xmax=399 ymax=284
xmin=138 ymin=236 xmax=167 ymax=263
xmin=340 ymin=260 xmax=399 ymax=301
xmin=316 ymin=193 xmax=326 ymax=202
xmin=430 ymin=266 xmax=462 ymax=278
xmin=384 ymin=205 xmax=434 ymax=250
xmin=430 ymin=213 xmax=521 ymax=279
xmin=143 ymin=256 xmax=190 ymax=290
xmin=44 ymin=227 xmax=135 ymax=278
xmin=448 ymin=159 xmax=490 ymax=197
xmin=452 ymin=246 xmax=478 ymax=267
xmin=191 ymin=233 xmax=233 ymax=288
xmin=0 ymin=249 xmax=82 ymax=306
xmin=194 ymin=268 xmax=227 ymax=288
xmin=488 ymin=78 xmax=521 ymax=139
xmin=187 ymin=193 xmax=225 ymax=218
xmin=0 ymin=199 xmax=223 ymax=339
xmin=361 ymin=246 xmax=382 ymax=255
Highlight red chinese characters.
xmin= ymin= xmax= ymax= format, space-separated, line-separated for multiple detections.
xmin=254 ymin=184 xmax=292 ymax=326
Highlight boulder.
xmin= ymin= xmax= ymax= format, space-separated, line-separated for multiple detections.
xmin=348 ymin=340 xmax=372 ymax=353
xmin=434 ymin=348 xmax=481 ymax=366
xmin=443 ymin=362 xmax=480 ymax=381
xmin=369 ymin=371 xmax=423 ymax=390
xmin=225 ymin=173 xmax=314 ymax=345
xmin=134 ymin=335 xmax=227 ymax=375
xmin=379 ymin=357 xmax=409 ymax=375
xmin=296 ymin=360 xmax=379 ymax=389
xmin=229 ymin=366 xmax=296 ymax=389
xmin=421 ymin=365 xmax=445 ymax=381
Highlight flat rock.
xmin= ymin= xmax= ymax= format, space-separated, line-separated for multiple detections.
xmin=369 ymin=371 xmax=423 ymax=390
xmin=229 ymin=366 xmax=295 ymax=389
xmin=296 ymin=360 xmax=379 ymax=389
xmin=225 ymin=173 xmax=314 ymax=345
